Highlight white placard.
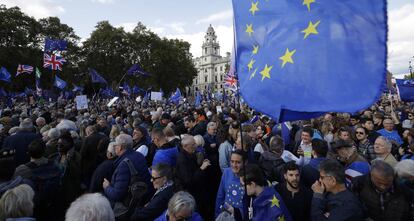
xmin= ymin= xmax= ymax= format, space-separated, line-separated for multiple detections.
xmin=107 ymin=97 xmax=119 ymax=107
xmin=135 ymin=96 xmax=142 ymax=103
xmin=75 ymin=95 xmax=88 ymax=110
xmin=216 ymin=106 xmax=222 ymax=113
xmin=151 ymin=92 xmax=162 ymax=101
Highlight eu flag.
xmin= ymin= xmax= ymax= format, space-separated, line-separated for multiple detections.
xmin=45 ymin=38 xmax=67 ymax=51
xmin=396 ymin=79 xmax=414 ymax=102
xmin=232 ymin=0 xmax=387 ymax=122
xmin=89 ymin=68 xmax=108 ymax=85
xmin=54 ymin=75 xmax=67 ymax=90
xmin=0 ymin=67 xmax=11 ymax=82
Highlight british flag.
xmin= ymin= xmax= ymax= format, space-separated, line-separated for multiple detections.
xmin=16 ymin=64 xmax=33 ymax=76
xmin=43 ymin=53 xmax=66 ymax=71
xmin=224 ymin=71 xmax=238 ymax=92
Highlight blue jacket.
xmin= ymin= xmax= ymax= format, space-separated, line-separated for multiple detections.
xmin=376 ymin=129 xmax=403 ymax=145
xmin=215 ymin=168 xmax=244 ymax=217
xmin=2 ymin=131 xmax=41 ymax=166
xmin=104 ymin=149 xmax=152 ymax=203
xmin=152 ymin=144 xmax=178 ymax=167
xmin=252 ymin=187 xmax=292 ymax=221
xmin=155 ymin=210 xmax=203 ymax=221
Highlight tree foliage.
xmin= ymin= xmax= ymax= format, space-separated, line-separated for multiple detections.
xmin=0 ymin=5 xmax=196 ymax=94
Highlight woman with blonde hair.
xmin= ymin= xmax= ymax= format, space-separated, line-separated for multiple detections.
xmin=0 ymin=184 xmax=35 ymax=221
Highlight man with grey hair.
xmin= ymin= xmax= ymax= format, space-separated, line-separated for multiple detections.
xmin=155 ymin=191 xmax=203 ymax=221
xmin=103 ymin=134 xmax=153 ymax=207
xmin=65 ymin=193 xmax=114 ymax=221
xmin=352 ymin=159 xmax=413 ymax=221
xmin=35 ymin=117 xmax=46 ymax=132
xmin=374 ymin=136 xmax=398 ymax=167
xmin=0 ymin=184 xmax=35 ymax=221
xmin=2 ymin=118 xmax=41 ymax=165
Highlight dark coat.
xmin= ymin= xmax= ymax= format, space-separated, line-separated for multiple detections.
xmin=131 ymin=183 xmax=175 ymax=221
xmin=258 ymin=151 xmax=285 ymax=183
xmin=352 ymin=174 xmax=413 ymax=221
xmin=189 ymin=121 xmax=207 ymax=136
xmin=80 ymin=132 xmax=107 ymax=186
xmin=89 ymin=158 xmax=116 ymax=193
xmin=2 ymin=131 xmax=41 ymax=166
xmin=300 ymin=157 xmax=325 ymax=188
xmin=275 ymin=183 xmax=312 ymax=221
xmin=104 ymin=149 xmax=152 ymax=203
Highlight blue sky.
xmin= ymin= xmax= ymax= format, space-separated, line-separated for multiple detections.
xmin=3 ymin=0 xmax=414 ymax=76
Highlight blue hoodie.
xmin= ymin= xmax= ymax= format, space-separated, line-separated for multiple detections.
xmin=252 ymin=187 xmax=292 ymax=221
xmin=155 ymin=210 xmax=203 ymax=221
xmin=215 ymin=168 xmax=245 ymax=217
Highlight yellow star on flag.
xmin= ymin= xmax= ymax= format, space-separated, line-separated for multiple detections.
xmin=250 ymin=68 xmax=258 ymax=80
xmin=278 ymin=215 xmax=285 ymax=221
xmin=303 ymin=0 xmax=315 ymax=12
xmin=249 ymin=2 xmax=259 ymax=16
xmin=302 ymin=20 xmax=321 ymax=39
xmin=269 ymin=195 xmax=280 ymax=208
xmin=279 ymin=48 xmax=296 ymax=68
xmin=260 ymin=64 xmax=272 ymax=81
xmin=246 ymin=24 xmax=254 ymax=36
xmin=252 ymin=45 xmax=259 ymax=55
xmin=247 ymin=59 xmax=255 ymax=71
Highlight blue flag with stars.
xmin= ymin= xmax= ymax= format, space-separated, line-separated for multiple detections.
xmin=54 ymin=75 xmax=67 ymax=90
xmin=232 ymin=0 xmax=387 ymax=122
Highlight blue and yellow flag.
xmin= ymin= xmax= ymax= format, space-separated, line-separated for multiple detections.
xmin=232 ymin=0 xmax=387 ymax=122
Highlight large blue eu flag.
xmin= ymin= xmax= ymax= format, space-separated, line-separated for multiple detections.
xmin=232 ymin=0 xmax=387 ymax=122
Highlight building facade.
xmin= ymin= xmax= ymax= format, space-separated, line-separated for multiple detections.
xmin=191 ymin=25 xmax=231 ymax=94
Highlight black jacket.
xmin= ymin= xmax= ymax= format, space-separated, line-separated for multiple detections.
xmin=258 ymin=151 xmax=285 ymax=183
xmin=2 ymin=131 xmax=41 ymax=166
xmin=352 ymin=174 xmax=413 ymax=221
xmin=275 ymin=183 xmax=312 ymax=221
xmin=80 ymin=132 xmax=107 ymax=186
xmin=89 ymin=158 xmax=116 ymax=193
xmin=130 ymin=184 xmax=174 ymax=221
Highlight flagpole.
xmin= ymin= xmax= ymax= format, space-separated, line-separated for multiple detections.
xmin=117 ymin=72 xmax=128 ymax=89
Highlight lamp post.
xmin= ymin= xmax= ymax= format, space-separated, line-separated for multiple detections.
xmin=410 ymin=60 xmax=413 ymax=79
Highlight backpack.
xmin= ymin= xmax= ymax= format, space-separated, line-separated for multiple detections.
xmin=114 ymin=158 xmax=148 ymax=221
xmin=26 ymin=160 xmax=62 ymax=218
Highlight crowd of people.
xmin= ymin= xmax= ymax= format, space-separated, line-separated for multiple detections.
xmin=0 ymin=94 xmax=413 ymax=221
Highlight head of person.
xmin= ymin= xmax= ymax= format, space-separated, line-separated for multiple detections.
xmin=184 ymin=116 xmax=196 ymax=129
xmin=301 ymin=127 xmax=314 ymax=144
xmin=114 ymin=134 xmax=133 ymax=157
xmin=373 ymin=113 xmax=384 ymax=125
xmin=65 ymin=193 xmax=114 ymax=221
xmin=370 ymin=159 xmax=394 ymax=193
xmin=166 ymin=191 xmax=197 ymax=221
xmin=28 ymin=139 xmax=46 ymax=160
xmin=332 ymin=139 xmax=355 ymax=164
xmin=86 ymin=125 xmax=98 ymax=136
xmin=133 ymin=127 xmax=145 ymax=142
xmin=395 ymin=160 xmax=414 ymax=183
xmin=207 ymin=122 xmax=217 ymax=136
xmin=19 ymin=118 xmax=33 ymax=133
xmin=35 ymin=117 xmax=46 ymax=128
xmin=151 ymin=128 xmax=167 ymax=148
xmin=363 ymin=110 xmax=373 ymax=118
xmin=360 ymin=117 xmax=375 ymax=131
xmin=355 ymin=126 xmax=369 ymax=142
xmin=268 ymin=135 xmax=284 ymax=158
xmin=239 ymin=164 xmax=266 ymax=197
xmin=255 ymin=124 xmax=266 ymax=138
xmin=47 ymin=128 xmax=61 ymax=141
xmin=311 ymin=139 xmax=328 ymax=158
xmin=318 ymin=159 xmax=346 ymax=192
xmin=57 ymin=132 xmax=75 ymax=154
xmin=193 ymin=135 xmax=205 ymax=148
xmin=97 ymin=118 xmax=107 ymax=128
xmin=228 ymin=122 xmax=240 ymax=141
xmin=161 ymin=113 xmax=171 ymax=125
xmin=242 ymin=124 xmax=256 ymax=139
xmin=283 ymin=161 xmax=301 ymax=190
xmin=151 ymin=163 xmax=173 ymax=190
xmin=0 ymin=184 xmax=35 ymax=220
xmin=106 ymin=142 xmax=116 ymax=160
xmin=374 ymin=136 xmax=392 ymax=157
xmin=323 ymin=113 xmax=333 ymax=122
xmin=402 ymin=128 xmax=414 ymax=142
xmin=181 ymin=135 xmax=196 ymax=154
xmin=235 ymin=132 xmax=254 ymax=152
xmin=230 ymin=149 xmax=247 ymax=175
xmin=337 ymin=127 xmax=351 ymax=141
xmin=383 ymin=118 xmax=394 ymax=132
xmin=320 ymin=122 xmax=334 ymax=135
xmin=349 ymin=115 xmax=360 ymax=126
xmin=193 ymin=109 xmax=205 ymax=121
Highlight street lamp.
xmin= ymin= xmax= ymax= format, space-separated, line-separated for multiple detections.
xmin=410 ymin=61 xmax=413 ymax=79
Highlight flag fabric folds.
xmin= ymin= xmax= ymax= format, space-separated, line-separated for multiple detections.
xmin=0 ymin=67 xmax=11 ymax=82
xmin=195 ymin=91 xmax=202 ymax=107
xmin=232 ymin=0 xmax=387 ymax=122
xmin=45 ymin=38 xmax=67 ymax=51
xmin=43 ymin=53 xmax=66 ymax=71
xmin=169 ymin=88 xmax=181 ymax=105
xmin=16 ymin=65 xmax=33 ymax=76
xmin=54 ymin=75 xmax=67 ymax=89
xmin=396 ymin=79 xmax=414 ymax=102
xmin=72 ymin=85 xmax=84 ymax=92
xmin=127 ymin=64 xmax=151 ymax=77
xmin=89 ymin=68 xmax=107 ymax=85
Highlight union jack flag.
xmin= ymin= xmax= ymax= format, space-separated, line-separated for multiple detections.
xmin=224 ymin=71 xmax=238 ymax=92
xmin=16 ymin=64 xmax=33 ymax=76
xmin=43 ymin=53 xmax=66 ymax=71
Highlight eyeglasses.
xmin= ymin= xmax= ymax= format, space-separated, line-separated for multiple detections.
xmin=151 ymin=176 xmax=163 ymax=181
xmin=320 ymin=175 xmax=332 ymax=180
xmin=356 ymin=131 xmax=365 ymax=135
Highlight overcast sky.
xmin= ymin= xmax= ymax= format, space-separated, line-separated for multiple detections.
xmin=2 ymin=0 xmax=413 ymax=75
